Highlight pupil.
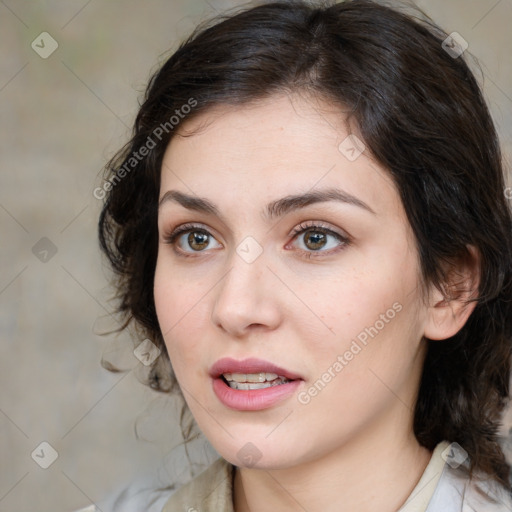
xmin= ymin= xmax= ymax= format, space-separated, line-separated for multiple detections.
xmin=305 ymin=230 xmax=326 ymax=250
xmin=188 ymin=231 xmax=209 ymax=250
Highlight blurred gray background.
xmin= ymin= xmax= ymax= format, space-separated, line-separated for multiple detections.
xmin=1 ymin=1 xmax=511 ymax=511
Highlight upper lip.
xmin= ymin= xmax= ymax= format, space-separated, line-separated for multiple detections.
xmin=209 ymin=357 xmax=303 ymax=380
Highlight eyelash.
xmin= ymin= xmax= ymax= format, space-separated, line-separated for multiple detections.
xmin=288 ymin=222 xmax=350 ymax=258
xmin=162 ymin=221 xmax=351 ymax=259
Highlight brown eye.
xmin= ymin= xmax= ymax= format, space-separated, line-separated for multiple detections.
xmin=289 ymin=222 xmax=350 ymax=257
xmin=164 ymin=224 xmax=222 ymax=254
xmin=187 ymin=231 xmax=210 ymax=251
xmin=303 ymin=229 xmax=327 ymax=250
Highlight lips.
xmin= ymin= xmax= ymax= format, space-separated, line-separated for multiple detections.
xmin=210 ymin=357 xmax=304 ymax=411
xmin=209 ymin=357 xmax=303 ymax=382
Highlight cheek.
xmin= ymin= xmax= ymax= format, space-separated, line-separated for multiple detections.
xmin=296 ymin=267 xmax=400 ymax=338
xmin=153 ymin=260 xmax=205 ymax=371
xmin=296 ymin=251 xmax=421 ymax=366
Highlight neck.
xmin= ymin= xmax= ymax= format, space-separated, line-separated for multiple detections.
xmin=233 ymin=411 xmax=432 ymax=512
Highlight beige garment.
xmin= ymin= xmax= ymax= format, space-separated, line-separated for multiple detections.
xmin=161 ymin=441 xmax=450 ymax=511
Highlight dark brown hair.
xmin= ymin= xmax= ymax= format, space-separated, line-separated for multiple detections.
xmin=98 ymin=0 xmax=512 ymax=494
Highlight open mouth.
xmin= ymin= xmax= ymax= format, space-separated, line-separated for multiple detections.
xmin=221 ymin=372 xmax=293 ymax=390
xmin=210 ymin=357 xmax=303 ymax=410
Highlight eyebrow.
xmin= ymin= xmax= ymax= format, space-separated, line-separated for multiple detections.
xmin=158 ymin=187 xmax=376 ymax=220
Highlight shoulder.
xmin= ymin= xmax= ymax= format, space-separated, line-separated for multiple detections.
xmin=161 ymin=457 xmax=235 ymax=512
xmin=426 ymin=442 xmax=512 ymax=512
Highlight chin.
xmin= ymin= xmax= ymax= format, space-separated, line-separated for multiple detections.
xmin=212 ymin=438 xmax=301 ymax=470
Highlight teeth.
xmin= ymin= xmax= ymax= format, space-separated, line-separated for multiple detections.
xmin=223 ymin=372 xmax=280 ymax=383
xmin=222 ymin=375 xmax=292 ymax=390
xmin=229 ymin=381 xmax=275 ymax=390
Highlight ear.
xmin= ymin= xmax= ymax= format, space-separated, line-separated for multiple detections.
xmin=423 ymin=245 xmax=481 ymax=341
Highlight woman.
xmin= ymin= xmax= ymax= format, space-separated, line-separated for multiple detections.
xmin=97 ymin=0 xmax=512 ymax=510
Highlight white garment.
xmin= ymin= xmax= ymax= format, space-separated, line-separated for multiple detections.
xmin=159 ymin=440 xmax=512 ymax=511
xmin=396 ymin=441 xmax=512 ymax=512
xmin=72 ymin=439 xmax=512 ymax=511
xmin=426 ymin=453 xmax=512 ymax=512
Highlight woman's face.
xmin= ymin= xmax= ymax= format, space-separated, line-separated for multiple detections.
xmin=154 ymin=93 xmax=429 ymax=469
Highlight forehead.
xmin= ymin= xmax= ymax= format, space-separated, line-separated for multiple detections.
xmin=159 ymin=93 xmax=398 ymax=218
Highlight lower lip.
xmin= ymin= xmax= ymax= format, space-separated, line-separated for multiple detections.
xmin=212 ymin=377 xmax=302 ymax=411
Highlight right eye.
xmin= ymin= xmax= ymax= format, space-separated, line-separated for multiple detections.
xmin=163 ymin=223 xmax=223 ymax=256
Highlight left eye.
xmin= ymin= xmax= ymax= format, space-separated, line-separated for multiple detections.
xmin=290 ymin=225 xmax=347 ymax=253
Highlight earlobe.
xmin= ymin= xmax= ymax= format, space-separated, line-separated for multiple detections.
xmin=423 ymin=245 xmax=480 ymax=341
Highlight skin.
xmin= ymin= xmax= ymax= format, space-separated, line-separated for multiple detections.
xmin=153 ymin=93 xmax=479 ymax=512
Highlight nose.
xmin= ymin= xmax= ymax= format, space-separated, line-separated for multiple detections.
xmin=210 ymin=247 xmax=281 ymax=337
